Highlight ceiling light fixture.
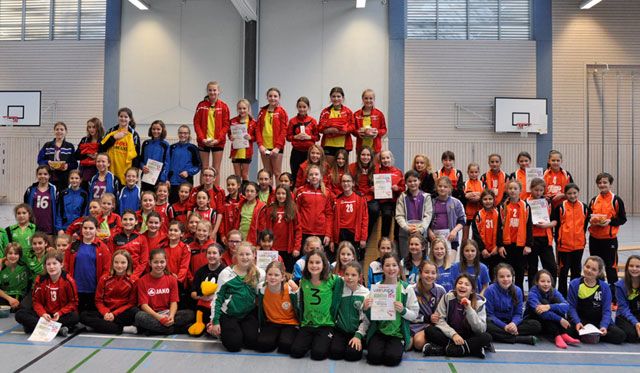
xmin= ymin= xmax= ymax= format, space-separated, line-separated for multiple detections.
xmin=580 ymin=0 xmax=603 ymax=10
xmin=356 ymin=0 xmax=366 ymax=9
xmin=128 ymin=0 xmax=150 ymax=10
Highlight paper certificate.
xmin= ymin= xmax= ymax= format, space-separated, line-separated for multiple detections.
xmin=579 ymin=323 xmax=603 ymax=336
xmin=28 ymin=317 xmax=62 ymax=342
xmin=256 ymin=250 xmax=279 ymax=271
xmin=525 ymin=167 xmax=544 ymax=192
xmin=529 ymin=198 xmax=550 ymax=224
xmin=374 ymin=174 xmax=393 ymax=199
xmin=230 ymin=124 xmax=249 ymax=149
xmin=371 ymin=284 xmax=397 ymax=321
xmin=142 ymin=159 xmax=163 ymax=185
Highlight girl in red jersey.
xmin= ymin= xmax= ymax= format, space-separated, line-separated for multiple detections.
xmin=331 ymin=173 xmax=369 ymax=261
xmin=376 ymin=150 xmax=406 ymax=240
xmin=543 ymin=150 xmax=573 ymax=208
xmin=350 ymin=147 xmax=376 ymax=244
xmin=15 ymin=250 xmax=79 ymax=336
xmin=137 ymin=191 xmax=157 ymax=234
xmin=188 ymin=221 xmax=214 ymax=284
xmin=278 ymin=172 xmax=294 ymax=192
xmin=527 ymin=178 xmax=558 ymax=288
xmin=331 ymin=241 xmax=357 ymax=277
xmin=295 ymin=144 xmax=327 ymax=188
xmin=98 ymin=193 xmax=122 ymax=240
xmin=472 ymin=190 xmax=500 ymax=281
xmin=434 ymin=151 xmax=464 ymax=200
xmin=463 ymin=163 xmax=485 ymax=243
xmin=66 ymin=200 xmax=101 ymax=240
xmin=510 ymin=151 xmax=532 ymax=201
xmin=164 ymin=221 xmax=191 ymax=289
xmin=193 ymin=81 xmax=230 ymax=185
xmin=64 ymin=217 xmax=112 ymax=312
xmin=497 ymin=180 xmax=533 ymax=290
xmin=295 ymin=164 xmax=333 ymax=254
xmin=143 ymin=212 xmax=168 ymax=250
xmin=588 ymin=172 xmax=627 ymax=291
xmin=318 ymin=87 xmax=354 ymax=164
xmin=551 ymin=183 xmax=588 ymax=296
xmin=237 ymin=182 xmax=266 ymax=245
xmin=108 ymin=210 xmax=149 ymax=281
xmin=188 ymin=167 xmax=224 ymax=236
xmin=136 ymin=249 xmax=194 ymax=334
xmin=190 ymin=190 xmax=217 ymax=230
xmin=155 ymin=183 xmax=170 ymax=217
xmin=167 ymin=182 xmax=192 ymax=226
xmin=257 ymin=87 xmax=289 ymax=185
xmin=257 ymin=169 xmax=275 ymax=205
xmin=220 ymin=175 xmax=244 ymax=242
xmin=220 ymin=230 xmax=242 ymax=267
xmin=287 ymin=97 xmax=318 ymax=188
xmin=480 ymin=153 xmax=509 ymax=205
xmin=183 ymin=213 xmax=201 ymax=245
xmin=353 ymin=89 xmax=387 ymax=156
xmin=260 ymin=184 xmax=301 ymax=272
xmin=412 ymin=154 xmax=436 ymax=196
xmin=229 ymin=99 xmax=256 ymax=182
xmin=327 ymin=149 xmax=350 ymax=198
xmin=80 ymin=250 xmax=138 ymax=334
xmin=75 ymin=117 xmax=104 ymax=186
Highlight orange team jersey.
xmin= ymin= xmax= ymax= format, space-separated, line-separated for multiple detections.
xmin=512 ymin=168 xmax=531 ymax=200
xmin=463 ymin=179 xmax=485 ymax=220
xmin=435 ymin=168 xmax=459 ymax=189
xmin=555 ymin=200 xmax=588 ymax=252
xmin=543 ymin=168 xmax=572 ymax=207
xmin=481 ymin=170 xmax=508 ymax=204
xmin=263 ymin=283 xmax=298 ymax=325
xmin=500 ymin=200 xmax=529 ymax=247
xmin=588 ymin=191 xmax=624 ymax=239
xmin=474 ymin=208 xmax=498 ymax=252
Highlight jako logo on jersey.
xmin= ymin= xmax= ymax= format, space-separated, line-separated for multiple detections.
xmin=281 ymin=301 xmax=291 ymax=310
xmin=147 ymin=288 xmax=170 ymax=296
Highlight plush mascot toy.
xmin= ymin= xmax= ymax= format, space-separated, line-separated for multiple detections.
xmin=188 ymin=279 xmax=218 ymax=336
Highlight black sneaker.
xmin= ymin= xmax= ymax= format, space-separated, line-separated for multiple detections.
xmin=58 ymin=326 xmax=69 ymax=337
xmin=486 ymin=342 xmax=496 ymax=353
xmin=422 ymin=343 xmax=445 ymax=356
xmin=475 ymin=347 xmax=486 ymax=359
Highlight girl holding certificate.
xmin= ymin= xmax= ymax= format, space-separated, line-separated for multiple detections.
xmin=229 ymin=99 xmax=256 ymax=182
xmin=527 ymin=178 xmax=558 ymax=288
xmin=375 ymin=150 xmax=405 ymax=240
xmin=363 ymin=253 xmax=419 ymax=366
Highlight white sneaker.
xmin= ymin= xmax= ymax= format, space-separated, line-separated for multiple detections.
xmin=122 ymin=326 xmax=138 ymax=334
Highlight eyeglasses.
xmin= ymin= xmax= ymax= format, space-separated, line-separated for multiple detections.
xmin=228 ymin=240 xmax=241 ymax=244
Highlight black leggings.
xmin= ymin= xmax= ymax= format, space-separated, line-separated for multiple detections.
xmin=80 ymin=308 xmax=138 ymax=334
xmin=290 ymin=149 xmax=308 ymax=188
xmin=527 ymin=237 xmax=557 ymax=288
xmin=256 ymin=322 xmax=298 ymax=354
xmin=367 ymin=200 xmax=380 ymax=242
xmin=15 ymin=308 xmax=79 ymax=333
xmin=290 ymin=326 xmax=333 ymax=360
xmin=504 ymin=244 xmax=526 ymax=290
xmin=486 ymin=319 xmax=541 ymax=343
xmin=557 ymin=250 xmax=584 ymax=296
xmin=616 ymin=317 xmax=640 ymax=343
xmin=329 ymin=328 xmax=363 ymax=361
xmin=219 ymin=312 xmax=259 ymax=352
xmin=567 ymin=323 xmax=626 ymax=344
xmin=366 ymin=332 xmax=404 ymax=366
xmin=526 ymin=315 xmax=570 ymax=340
xmin=379 ymin=201 xmax=396 ymax=238
xmin=588 ymin=236 xmax=619 ymax=290
xmin=78 ymin=292 xmax=97 ymax=313
xmin=425 ymin=325 xmax=491 ymax=357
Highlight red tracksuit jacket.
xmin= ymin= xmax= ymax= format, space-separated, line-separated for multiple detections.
xmin=295 ymin=183 xmax=333 ymax=237
xmin=349 ymin=163 xmax=374 ymax=201
xmin=236 ymin=199 xmax=267 ymax=245
xmin=220 ymin=194 xmax=245 ymax=239
xmin=353 ymin=108 xmax=387 ymax=153
xmin=193 ymin=98 xmax=231 ymax=148
xmin=228 ymin=115 xmax=257 ymax=160
xmin=64 ymin=239 xmax=112 ymax=279
xmin=32 ymin=272 xmax=78 ymax=316
xmin=287 ymin=114 xmax=319 ymax=152
xmin=164 ymin=240 xmax=191 ymax=285
xmin=256 ymin=105 xmax=289 ymax=150
xmin=332 ymin=191 xmax=369 ymax=243
xmin=258 ymin=205 xmax=302 ymax=253
xmin=318 ymin=105 xmax=354 ymax=151
xmin=94 ymin=274 xmax=137 ymax=316
xmin=108 ymin=231 xmax=149 ymax=281
xmin=376 ymin=165 xmax=406 ymax=202
xmin=188 ymin=185 xmax=226 ymax=212
xmin=188 ymin=238 xmax=215 ymax=283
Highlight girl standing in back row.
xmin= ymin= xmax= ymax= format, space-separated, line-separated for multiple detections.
xmin=257 ymin=88 xmax=288 ymax=185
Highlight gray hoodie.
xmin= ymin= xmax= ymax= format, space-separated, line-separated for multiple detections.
xmin=434 ymin=290 xmax=487 ymax=338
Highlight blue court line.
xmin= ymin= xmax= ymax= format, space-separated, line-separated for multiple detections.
xmin=55 ymin=344 xmax=640 ymax=368
xmin=0 ymin=324 xmax=20 ymax=337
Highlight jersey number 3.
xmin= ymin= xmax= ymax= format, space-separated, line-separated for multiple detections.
xmin=310 ymin=288 xmax=321 ymax=305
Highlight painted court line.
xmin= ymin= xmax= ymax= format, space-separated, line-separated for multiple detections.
xmin=67 ymin=338 xmax=114 ymax=373
xmin=495 ymin=348 xmax=640 ymax=356
xmin=127 ymin=339 xmax=163 ymax=373
xmin=77 ymin=333 xmax=221 ymax=344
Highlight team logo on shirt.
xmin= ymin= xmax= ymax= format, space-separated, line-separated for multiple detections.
xmin=148 ymin=287 xmax=170 ymax=296
xmin=281 ymin=301 xmax=291 ymax=310
xmin=353 ymin=300 xmax=363 ymax=309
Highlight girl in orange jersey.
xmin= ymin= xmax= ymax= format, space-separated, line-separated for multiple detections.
xmin=543 ymin=150 xmax=573 ymax=208
xmin=480 ymin=153 xmax=509 ymax=205
xmin=463 ymin=162 xmax=485 ymax=243
xmin=473 ymin=190 xmax=500 ymax=281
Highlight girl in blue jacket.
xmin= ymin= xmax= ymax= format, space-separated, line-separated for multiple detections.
xmin=566 ymin=256 xmax=626 ymax=344
xmin=428 ymin=176 xmax=465 ymax=262
xmin=140 ymin=120 xmax=171 ymax=192
xmin=614 ymin=255 xmax=640 ymax=343
xmin=485 ymin=263 xmax=541 ymax=344
xmin=57 ymin=170 xmax=88 ymax=233
xmin=37 ymin=121 xmax=77 ymax=191
xmin=526 ymin=269 xmax=580 ymax=348
xmin=168 ymin=125 xmax=202 ymax=204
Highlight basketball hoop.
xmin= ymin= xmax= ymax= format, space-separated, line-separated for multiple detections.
xmin=2 ymin=116 xmax=19 ymax=126
xmin=515 ymin=122 xmax=531 ymax=138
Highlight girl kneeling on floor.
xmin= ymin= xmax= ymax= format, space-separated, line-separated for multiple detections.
xmin=423 ymin=273 xmax=491 ymax=358
xmin=256 ymin=261 xmax=299 ymax=354
xmin=525 ymin=269 xmax=579 ymax=348
xmin=290 ymin=249 xmax=343 ymax=360
xmin=80 ymin=250 xmax=138 ymax=334
xmin=485 ymin=263 xmax=541 ymax=345
xmin=135 ymin=249 xmax=194 ymax=335
xmin=15 ymin=250 xmax=79 ymax=337
xmin=209 ymin=242 xmax=265 ymax=352
xmin=364 ymin=253 xmax=419 ymax=367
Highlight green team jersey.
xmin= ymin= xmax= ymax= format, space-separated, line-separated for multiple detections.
xmin=0 ymin=228 xmax=8 ymax=257
xmin=23 ymin=252 xmax=45 ymax=283
xmin=5 ymin=224 xmax=37 ymax=257
xmin=0 ymin=264 xmax=30 ymax=299
xmin=211 ymin=266 xmax=265 ymax=325
xmin=335 ymin=283 xmax=370 ymax=339
xmin=300 ymin=274 xmax=342 ymax=327
xmin=378 ymin=282 xmax=404 ymax=338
